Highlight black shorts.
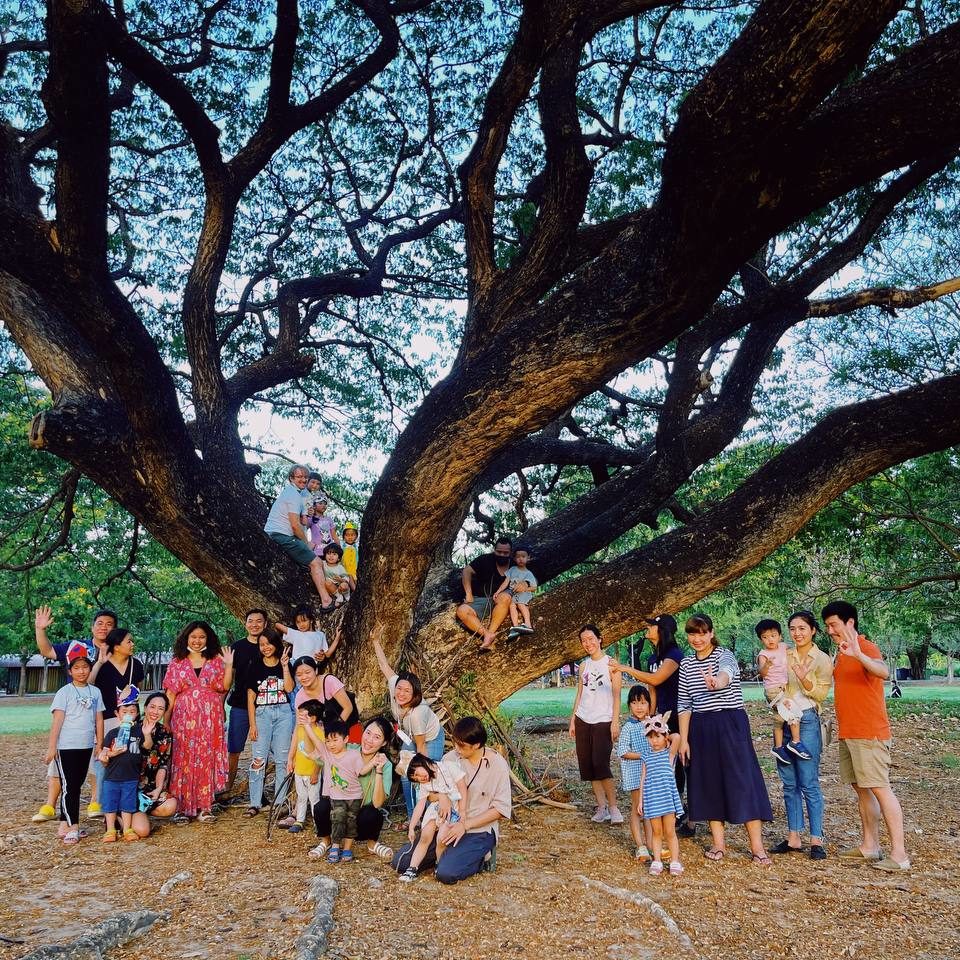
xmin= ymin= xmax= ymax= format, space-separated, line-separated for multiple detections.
xmin=574 ymin=716 xmax=613 ymax=781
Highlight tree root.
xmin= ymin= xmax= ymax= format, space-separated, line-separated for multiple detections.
xmin=19 ymin=910 xmax=168 ymax=959
xmin=294 ymin=876 xmax=339 ymax=960
xmin=158 ymin=871 xmax=191 ymax=896
xmin=576 ymin=876 xmax=698 ymax=957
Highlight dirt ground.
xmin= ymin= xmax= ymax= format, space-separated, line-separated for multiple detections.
xmin=2 ymin=703 xmax=959 ymax=960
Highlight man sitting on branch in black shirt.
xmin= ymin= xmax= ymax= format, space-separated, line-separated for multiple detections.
xmin=455 ymin=537 xmax=514 ymax=652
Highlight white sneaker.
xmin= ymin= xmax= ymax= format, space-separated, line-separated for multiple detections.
xmin=590 ymin=806 xmax=611 ymax=823
xmin=608 ymin=807 xmax=625 ymax=825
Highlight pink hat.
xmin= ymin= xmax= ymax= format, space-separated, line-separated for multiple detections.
xmin=643 ymin=711 xmax=672 ymax=736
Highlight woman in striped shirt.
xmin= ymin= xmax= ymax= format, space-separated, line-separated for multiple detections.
xmin=677 ymin=613 xmax=772 ymax=865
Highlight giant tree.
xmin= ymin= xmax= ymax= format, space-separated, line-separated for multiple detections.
xmin=2 ymin=0 xmax=960 ymax=710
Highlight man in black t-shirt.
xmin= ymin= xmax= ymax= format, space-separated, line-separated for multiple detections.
xmin=225 ymin=609 xmax=269 ymax=795
xmin=455 ymin=537 xmax=514 ymax=651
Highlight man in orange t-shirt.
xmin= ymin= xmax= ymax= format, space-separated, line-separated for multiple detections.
xmin=822 ymin=600 xmax=909 ymax=872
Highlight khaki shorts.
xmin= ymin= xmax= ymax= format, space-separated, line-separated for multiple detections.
xmin=839 ymin=738 xmax=891 ymax=788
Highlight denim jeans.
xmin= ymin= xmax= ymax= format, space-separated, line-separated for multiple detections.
xmin=776 ymin=707 xmax=825 ymax=838
xmin=402 ymin=728 xmax=446 ymax=818
xmin=248 ymin=704 xmax=294 ymax=809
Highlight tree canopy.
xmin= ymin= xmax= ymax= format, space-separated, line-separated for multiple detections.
xmin=2 ymin=0 xmax=960 ymax=708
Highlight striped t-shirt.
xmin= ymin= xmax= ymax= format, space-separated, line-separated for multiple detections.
xmin=677 ymin=648 xmax=743 ymax=713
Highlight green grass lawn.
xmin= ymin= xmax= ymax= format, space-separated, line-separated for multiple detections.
xmin=3 ymin=682 xmax=959 ymax=733
xmin=500 ymin=682 xmax=960 ymax=717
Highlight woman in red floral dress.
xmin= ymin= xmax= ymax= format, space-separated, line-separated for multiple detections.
xmin=163 ymin=621 xmax=234 ymax=822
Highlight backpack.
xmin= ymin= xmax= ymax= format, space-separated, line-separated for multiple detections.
xmin=320 ymin=674 xmax=360 ymax=729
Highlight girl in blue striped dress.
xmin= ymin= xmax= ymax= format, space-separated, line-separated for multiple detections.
xmin=617 ymin=685 xmax=654 ymax=860
xmin=639 ymin=712 xmax=684 ymax=876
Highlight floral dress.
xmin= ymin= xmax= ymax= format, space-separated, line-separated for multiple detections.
xmin=138 ymin=721 xmax=173 ymax=810
xmin=163 ymin=656 xmax=228 ymax=816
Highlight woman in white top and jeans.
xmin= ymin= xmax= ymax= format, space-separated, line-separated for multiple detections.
xmin=568 ymin=624 xmax=623 ymax=824
xmin=371 ymin=625 xmax=445 ymax=821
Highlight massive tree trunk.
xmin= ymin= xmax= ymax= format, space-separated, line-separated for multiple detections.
xmin=2 ymin=0 xmax=960 ymax=713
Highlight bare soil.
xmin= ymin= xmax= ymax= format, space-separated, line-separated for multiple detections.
xmin=2 ymin=703 xmax=959 ymax=960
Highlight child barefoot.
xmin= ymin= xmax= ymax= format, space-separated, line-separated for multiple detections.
xmin=617 ymin=685 xmax=657 ymax=861
xmin=639 ymin=712 xmax=684 ymax=876
xmin=398 ymin=753 xmax=468 ymax=882
xmin=756 ymin=619 xmax=812 ymax=763
xmin=99 ymin=687 xmax=143 ymax=843
xmin=46 ymin=642 xmax=105 ymax=845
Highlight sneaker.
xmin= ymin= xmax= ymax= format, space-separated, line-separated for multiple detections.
xmin=517 ymin=624 xmax=535 ymax=634
xmin=276 ymin=815 xmax=297 ymax=829
xmin=32 ymin=804 xmax=57 ymax=823
xmin=809 ymin=845 xmax=827 ymax=861
xmin=786 ymin=740 xmax=813 ymax=761
xmin=590 ymin=806 xmax=611 ymax=823
xmin=649 ymin=861 xmax=664 ymax=876
xmin=288 ymin=823 xmax=304 ymax=834
xmin=171 ymin=813 xmax=191 ymax=825
xmin=872 ymin=856 xmax=910 ymax=872
xmin=676 ymin=820 xmax=697 ymax=838
xmin=506 ymin=627 xmax=521 ymax=640
xmin=608 ymin=807 xmax=625 ymax=825
xmin=86 ymin=802 xmax=104 ymax=819
xmin=398 ymin=867 xmax=418 ymax=883
xmin=669 ymin=861 xmax=684 ymax=876
xmin=771 ymin=746 xmax=792 ymax=765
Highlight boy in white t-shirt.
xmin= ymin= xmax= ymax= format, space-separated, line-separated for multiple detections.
xmin=756 ymin=619 xmax=813 ymax=764
xmin=494 ymin=547 xmax=538 ymax=639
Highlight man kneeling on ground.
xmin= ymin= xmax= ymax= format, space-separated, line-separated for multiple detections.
xmin=391 ymin=716 xmax=511 ymax=883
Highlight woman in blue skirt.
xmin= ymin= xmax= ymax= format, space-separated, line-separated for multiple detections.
xmin=677 ymin=613 xmax=772 ymax=865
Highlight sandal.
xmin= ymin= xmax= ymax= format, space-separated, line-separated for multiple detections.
xmin=669 ymin=861 xmax=684 ymax=876
xmin=123 ymin=828 xmax=140 ymax=842
xmin=276 ymin=815 xmax=297 ymax=829
xmin=62 ymin=830 xmax=80 ymax=846
xmin=308 ymin=841 xmax=330 ymax=859
xmin=751 ymin=853 xmax=772 ymax=867
xmin=197 ymin=811 xmax=217 ymax=823
xmin=371 ymin=842 xmax=394 ymax=861
xmin=245 ymin=807 xmax=260 ymax=818
xmin=101 ymin=828 xmax=119 ymax=843
xmin=704 ymin=847 xmax=725 ymax=861
xmin=634 ymin=845 xmax=651 ymax=862
xmin=648 ymin=861 xmax=664 ymax=876
xmin=340 ymin=850 xmax=354 ymax=863
xmin=327 ymin=846 xmax=341 ymax=864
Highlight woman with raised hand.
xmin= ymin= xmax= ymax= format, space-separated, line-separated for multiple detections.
xmin=130 ymin=691 xmax=178 ymax=837
xmin=677 ymin=613 xmax=772 ymax=865
xmin=371 ymin=624 xmax=444 ymax=822
xmin=163 ymin=621 xmax=233 ymax=823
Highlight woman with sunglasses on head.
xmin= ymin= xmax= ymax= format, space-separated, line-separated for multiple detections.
xmin=677 ymin=613 xmax=772 ymax=865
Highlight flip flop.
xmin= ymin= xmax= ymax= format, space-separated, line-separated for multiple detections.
xmin=704 ymin=847 xmax=725 ymax=861
xmin=751 ymin=853 xmax=773 ymax=867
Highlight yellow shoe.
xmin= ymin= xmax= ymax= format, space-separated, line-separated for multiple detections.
xmin=87 ymin=802 xmax=104 ymax=819
xmin=32 ymin=804 xmax=57 ymax=823
xmin=122 ymin=828 xmax=140 ymax=842
xmin=102 ymin=828 xmax=119 ymax=843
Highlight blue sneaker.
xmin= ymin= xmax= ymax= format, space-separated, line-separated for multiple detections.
xmin=771 ymin=745 xmax=792 ymax=765
xmin=786 ymin=740 xmax=813 ymax=761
